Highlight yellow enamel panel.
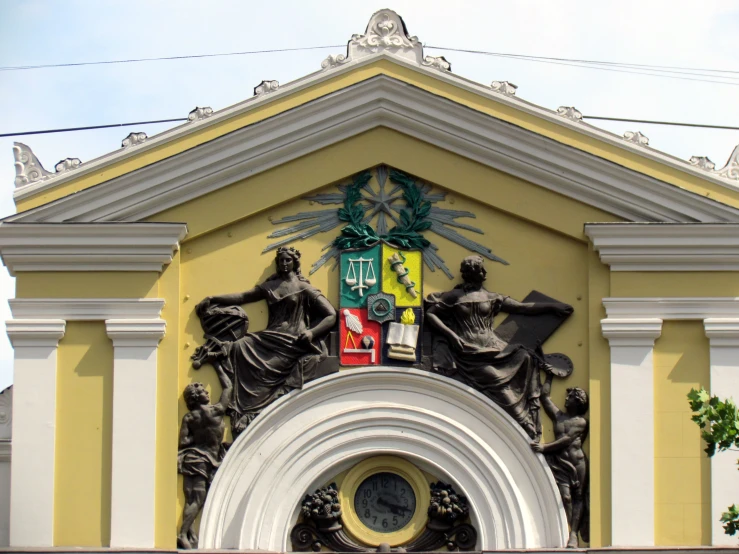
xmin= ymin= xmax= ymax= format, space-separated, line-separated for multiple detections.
xmin=17 ymin=60 xmax=739 ymax=213
xmin=382 ymin=245 xmax=422 ymax=307
xmin=653 ymin=321 xmax=711 ymax=545
xmin=54 ymin=322 xmax=113 ymax=546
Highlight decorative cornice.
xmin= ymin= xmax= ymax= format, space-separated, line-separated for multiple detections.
xmin=9 ymin=298 xmax=165 ymax=321
xmin=602 ymin=297 xmax=739 ymax=320
xmin=689 ymin=156 xmax=716 ymax=171
xmin=122 ymin=132 xmax=148 ymax=148
xmin=421 ymin=55 xmax=451 ymax=72
xmin=6 ymin=319 xmax=66 ymax=347
xmin=188 ymin=106 xmax=214 ymax=122
xmin=0 ymin=222 xmax=187 ymax=274
xmin=105 ymin=318 xmax=166 ymax=347
xmin=321 ymin=54 xmax=348 ymax=70
xmin=9 ymin=77 xmax=739 ymax=227
xmin=254 ymin=80 xmax=279 ymax=96
xmin=12 ymin=46 xmax=739 ymax=203
xmin=348 ymin=9 xmax=422 ymax=64
xmin=704 ymin=318 xmax=739 ymax=346
xmin=557 ymin=106 xmax=582 ymax=122
xmin=490 ymin=81 xmax=517 ymax=96
xmin=623 ymin=131 xmax=649 ymax=146
xmin=0 ymin=386 xmax=11 ymax=440
xmin=715 ymin=144 xmax=739 ymax=181
xmin=13 ymin=142 xmax=52 ymax=187
xmin=601 ymin=317 xmax=663 ymax=346
xmin=585 ymin=223 xmax=739 ymax=271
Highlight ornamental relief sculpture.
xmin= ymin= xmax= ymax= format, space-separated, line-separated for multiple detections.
xmin=179 ymin=166 xmax=590 ymax=549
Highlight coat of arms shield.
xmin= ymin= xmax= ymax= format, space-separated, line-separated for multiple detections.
xmin=339 ymin=244 xmax=423 ymax=367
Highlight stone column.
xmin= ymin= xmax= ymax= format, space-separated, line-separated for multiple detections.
xmin=106 ymin=319 xmax=166 ymax=548
xmin=601 ymin=317 xmax=662 ymax=546
xmin=6 ymin=319 xmax=66 ymax=547
xmin=703 ymin=318 xmax=739 ymax=545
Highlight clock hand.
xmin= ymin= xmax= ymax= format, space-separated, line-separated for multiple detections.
xmin=377 ymin=497 xmax=410 ymax=515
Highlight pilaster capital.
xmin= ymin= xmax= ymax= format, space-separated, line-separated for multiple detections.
xmin=105 ymin=319 xmax=166 ymax=347
xmin=601 ymin=317 xmax=663 ymax=347
xmin=704 ymin=318 xmax=739 ymax=347
xmin=6 ymin=319 xmax=66 ymax=347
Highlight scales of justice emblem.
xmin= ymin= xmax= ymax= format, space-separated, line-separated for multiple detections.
xmin=339 ymin=244 xmax=423 ymax=366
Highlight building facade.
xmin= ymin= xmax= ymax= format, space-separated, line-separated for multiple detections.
xmin=2 ymin=9 xmax=739 ymax=551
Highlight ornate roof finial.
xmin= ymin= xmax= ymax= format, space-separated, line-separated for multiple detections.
xmin=490 ymin=81 xmax=518 ymax=96
xmin=188 ymin=106 xmax=214 ymax=122
xmin=422 ymin=55 xmax=451 ymax=72
xmin=623 ymin=131 xmax=649 ymax=146
xmin=715 ymin=144 xmax=739 ymax=181
xmin=254 ymin=80 xmax=280 ymax=96
xmin=689 ymin=156 xmax=716 ymax=171
xmin=557 ymin=106 xmax=583 ymax=122
xmin=122 ymin=132 xmax=148 ymax=148
xmin=348 ymin=9 xmax=423 ymax=64
xmin=54 ymin=158 xmax=82 ymax=174
xmin=13 ymin=142 xmax=52 ymax=187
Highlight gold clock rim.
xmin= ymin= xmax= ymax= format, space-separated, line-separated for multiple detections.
xmin=339 ymin=455 xmax=430 ymax=547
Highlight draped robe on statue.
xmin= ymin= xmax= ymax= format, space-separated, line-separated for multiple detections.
xmin=426 ymin=289 xmax=543 ymax=437
xmin=222 ymin=278 xmax=328 ymax=435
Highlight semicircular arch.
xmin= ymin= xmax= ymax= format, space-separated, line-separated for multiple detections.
xmin=199 ymin=367 xmax=568 ymax=550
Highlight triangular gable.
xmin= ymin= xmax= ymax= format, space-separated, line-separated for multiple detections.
xmin=9 ymin=9 xmax=739 ymax=223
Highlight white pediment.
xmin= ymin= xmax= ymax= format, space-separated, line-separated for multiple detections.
xmin=7 ymin=74 xmax=739 ymax=225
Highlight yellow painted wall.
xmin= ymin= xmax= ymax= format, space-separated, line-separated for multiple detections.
xmin=156 ymin=253 xmax=181 ymax=548
xmin=611 ymin=272 xmax=739 ymax=298
xmin=653 ymin=321 xmax=711 ymax=545
xmin=18 ymin=72 xmax=728 ymax=547
xmin=15 ymin=271 xmax=159 ymax=299
xmin=54 ymin=322 xmax=113 ymax=546
xmin=173 ymin=154 xmax=604 ymax=543
xmin=16 ymin=60 xmax=739 ymax=213
xmin=587 ymin=247 xmax=612 ymax=546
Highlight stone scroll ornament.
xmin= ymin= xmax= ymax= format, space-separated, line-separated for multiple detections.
xmin=192 ymin=246 xmax=337 ymax=439
xmin=290 ymin=482 xmax=477 ymax=552
xmin=531 ymin=372 xmax=590 ymax=548
xmin=177 ymin=360 xmax=233 ymax=549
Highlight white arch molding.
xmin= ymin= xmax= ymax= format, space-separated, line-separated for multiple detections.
xmin=199 ymin=368 xmax=568 ymax=550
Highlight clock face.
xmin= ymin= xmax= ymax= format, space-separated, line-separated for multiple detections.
xmin=353 ymin=472 xmax=417 ymax=533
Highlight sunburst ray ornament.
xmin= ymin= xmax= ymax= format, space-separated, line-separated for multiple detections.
xmin=264 ymin=166 xmax=508 ymax=277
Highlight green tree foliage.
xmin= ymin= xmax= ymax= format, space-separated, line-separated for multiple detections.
xmin=688 ymin=387 xmax=739 ymax=536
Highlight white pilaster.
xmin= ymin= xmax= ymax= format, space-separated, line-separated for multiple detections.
xmin=703 ymin=318 xmax=739 ymax=545
xmin=601 ymin=317 xmax=662 ymax=546
xmin=6 ymin=319 xmax=65 ymax=547
xmin=106 ymin=319 xmax=166 ymax=548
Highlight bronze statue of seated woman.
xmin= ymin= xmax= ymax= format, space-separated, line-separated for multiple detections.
xmin=425 ymin=255 xmax=572 ymax=439
xmin=194 ymin=246 xmax=337 ymax=437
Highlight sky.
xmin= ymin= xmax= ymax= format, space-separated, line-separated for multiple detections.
xmin=0 ymin=0 xmax=738 ymax=389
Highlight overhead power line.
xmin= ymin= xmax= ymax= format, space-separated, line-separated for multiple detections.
xmin=0 ymin=118 xmax=187 ymax=138
xmin=1 ymin=43 xmax=738 ymax=87
xmin=0 ymin=45 xmax=344 ymax=71
xmin=2 ymin=115 xmax=738 ymax=139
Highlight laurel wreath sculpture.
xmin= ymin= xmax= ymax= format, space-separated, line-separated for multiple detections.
xmin=265 ymin=166 xmax=508 ymax=277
